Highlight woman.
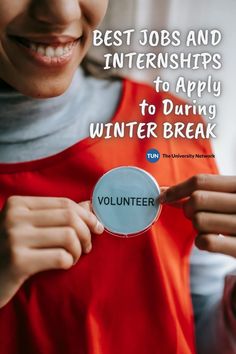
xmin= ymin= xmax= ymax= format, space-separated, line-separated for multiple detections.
xmin=0 ymin=1 xmax=235 ymax=353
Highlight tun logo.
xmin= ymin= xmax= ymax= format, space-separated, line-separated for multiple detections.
xmin=146 ymin=149 xmax=160 ymax=163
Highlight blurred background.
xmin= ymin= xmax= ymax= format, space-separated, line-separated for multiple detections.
xmin=90 ymin=0 xmax=236 ymax=175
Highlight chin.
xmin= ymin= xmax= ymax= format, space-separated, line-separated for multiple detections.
xmin=15 ymin=78 xmax=73 ymax=99
xmin=31 ymin=85 xmax=71 ymax=99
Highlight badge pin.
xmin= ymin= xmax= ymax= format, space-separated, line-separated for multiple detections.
xmin=92 ymin=166 xmax=162 ymax=237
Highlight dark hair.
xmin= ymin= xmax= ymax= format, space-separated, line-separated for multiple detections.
xmin=81 ymin=56 xmax=121 ymax=80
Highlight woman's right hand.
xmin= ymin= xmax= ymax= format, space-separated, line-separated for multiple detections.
xmin=0 ymin=196 xmax=104 ymax=308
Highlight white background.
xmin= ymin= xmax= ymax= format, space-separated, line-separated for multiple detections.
xmin=91 ymin=0 xmax=236 ymax=175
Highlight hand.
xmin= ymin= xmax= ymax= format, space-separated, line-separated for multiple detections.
xmin=0 ymin=196 xmax=104 ymax=308
xmin=159 ymin=174 xmax=236 ymax=258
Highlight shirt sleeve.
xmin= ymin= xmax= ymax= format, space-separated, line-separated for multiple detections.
xmin=190 ymin=246 xmax=236 ymax=354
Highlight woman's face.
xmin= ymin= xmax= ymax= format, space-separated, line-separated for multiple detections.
xmin=0 ymin=0 xmax=108 ymax=98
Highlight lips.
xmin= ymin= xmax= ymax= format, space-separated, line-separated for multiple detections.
xmin=9 ymin=35 xmax=81 ymax=59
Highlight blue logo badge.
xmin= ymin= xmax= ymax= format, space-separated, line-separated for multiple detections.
xmin=146 ymin=149 xmax=160 ymax=163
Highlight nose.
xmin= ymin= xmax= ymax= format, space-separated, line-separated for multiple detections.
xmin=30 ymin=0 xmax=81 ymax=26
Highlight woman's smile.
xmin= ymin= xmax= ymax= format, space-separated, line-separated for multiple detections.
xmin=7 ymin=34 xmax=82 ymax=68
xmin=0 ymin=0 xmax=108 ymax=97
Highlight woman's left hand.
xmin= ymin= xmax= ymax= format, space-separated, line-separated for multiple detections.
xmin=159 ymin=174 xmax=236 ymax=258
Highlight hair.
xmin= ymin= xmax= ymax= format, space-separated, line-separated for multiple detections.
xmin=81 ymin=56 xmax=121 ymax=81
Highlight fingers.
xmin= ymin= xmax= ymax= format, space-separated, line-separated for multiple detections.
xmin=28 ymin=206 xmax=103 ymax=233
xmin=160 ymin=187 xmax=169 ymax=193
xmin=158 ymin=187 xmax=187 ymax=209
xmin=13 ymin=197 xmax=104 ymax=235
xmin=25 ymin=248 xmax=75 ymax=275
xmin=26 ymin=209 xmax=94 ymax=254
xmin=0 ymin=197 xmax=105 ymax=304
xmin=77 ymin=204 xmax=104 ymax=234
xmin=8 ymin=199 xmax=104 ymax=257
xmin=7 ymin=196 xmax=77 ymax=210
xmin=184 ymin=191 xmax=236 ymax=217
xmin=79 ymin=201 xmax=92 ymax=211
xmin=6 ymin=196 xmax=104 ymax=233
xmin=183 ymin=192 xmax=236 ymax=235
xmin=159 ymin=176 xmax=236 ymax=259
xmin=160 ymin=175 xmax=236 ymax=203
xmin=192 ymin=212 xmax=236 ymax=236
xmin=4 ymin=196 xmax=104 ymax=264
xmin=195 ymin=234 xmax=236 ymax=258
xmin=25 ymin=227 xmax=82 ymax=262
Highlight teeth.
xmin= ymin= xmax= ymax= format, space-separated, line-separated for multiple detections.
xmin=31 ymin=43 xmax=37 ymax=51
xmin=55 ymin=46 xmax=64 ymax=56
xmin=45 ymin=46 xmax=55 ymax=57
xmin=63 ymin=45 xmax=72 ymax=54
xmin=37 ymin=46 xmax=45 ymax=55
xmin=29 ymin=42 xmax=74 ymax=57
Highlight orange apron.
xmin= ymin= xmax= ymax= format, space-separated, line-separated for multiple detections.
xmin=0 ymin=79 xmax=217 ymax=354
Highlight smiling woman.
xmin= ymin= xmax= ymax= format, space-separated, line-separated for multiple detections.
xmin=0 ymin=0 xmax=108 ymax=97
xmin=0 ymin=2 xmax=236 ymax=354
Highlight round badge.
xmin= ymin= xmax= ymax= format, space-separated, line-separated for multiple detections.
xmin=92 ymin=166 xmax=161 ymax=237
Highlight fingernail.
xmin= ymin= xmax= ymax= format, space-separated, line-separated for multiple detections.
xmin=85 ymin=244 xmax=92 ymax=254
xmin=95 ymin=221 xmax=104 ymax=234
xmin=159 ymin=192 xmax=167 ymax=204
xmin=73 ymin=256 xmax=79 ymax=265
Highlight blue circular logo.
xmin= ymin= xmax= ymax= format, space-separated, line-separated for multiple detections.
xmin=146 ymin=149 xmax=160 ymax=163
